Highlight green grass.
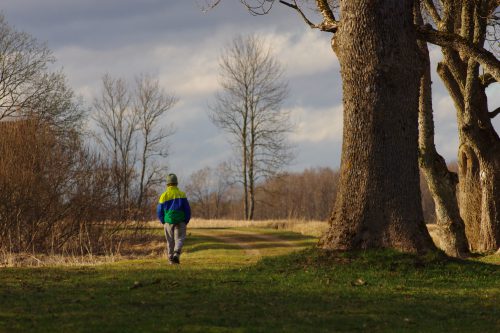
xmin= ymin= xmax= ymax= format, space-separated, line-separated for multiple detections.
xmin=0 ymin=228 xmax=499 ymax=333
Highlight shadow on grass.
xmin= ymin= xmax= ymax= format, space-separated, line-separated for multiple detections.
xmin=1 ymin=248 xmax=498 ymax=333
xmin=186 ymin=241 xmax=314 ymax=253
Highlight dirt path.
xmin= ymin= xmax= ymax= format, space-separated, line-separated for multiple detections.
xmin=192 ymin=229 xmax=296 ymax=257
xmin=193 ymin=230 xmax=262 ymax=256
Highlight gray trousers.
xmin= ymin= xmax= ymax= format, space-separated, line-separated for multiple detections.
xmin=163 ymin=222 xmax=187 ymax=258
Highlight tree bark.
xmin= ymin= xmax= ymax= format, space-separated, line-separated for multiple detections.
xmin=415 ymin=3 xmax=469 ymax=257
xmin=320 ymin=0 xmax=435 ymax=253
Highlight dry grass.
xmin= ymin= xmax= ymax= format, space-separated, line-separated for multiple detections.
xmin=185 ymin=218 xmax=330 ymax=238
xmin=0 ymin=226 xmax=164 ymax=267
xmin=0 ymin=251 xmax=122 ymax=268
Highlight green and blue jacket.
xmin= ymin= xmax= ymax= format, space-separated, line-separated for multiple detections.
xmin=156 ymin=186 xmax=191 ymax=225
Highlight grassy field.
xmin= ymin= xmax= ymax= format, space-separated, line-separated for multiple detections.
xmin=0 ymin=224 xmax=499 ymax=332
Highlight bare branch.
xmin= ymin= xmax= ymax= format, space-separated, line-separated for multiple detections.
xmin=241 ymin=0 xmax=276 ymax=15
xmin=196 ymin=0 xmax=222 ymax=13
xmin=279 ymin=1 xmax=317 ymax=28
xmin=480 ymin=72 xmax=496 ymax=87
xmin=279 ymin=0 xmax=337 ymax=32
xmin=489 ymin=106 xmax=500 ymax=118
xmin=209 ymin=34 xmax=293 ymax=220
xmin=422 ymin=0 xmax=442 ymax=25
xmin=133 ymin=74 xmax=177 ymax=209
xmin=416 ymin=24 xmax=500 ymax=82
xmin=0 ymin=14 xmax=79 ymax=127
xmin=316 ymin=0 xmax=337 ymax=24
xmin=437 ymin=62 xmax=465 ymax=114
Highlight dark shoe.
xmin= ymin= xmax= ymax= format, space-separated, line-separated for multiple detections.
xmin=172 ymin=254 xmax=180 ymax=264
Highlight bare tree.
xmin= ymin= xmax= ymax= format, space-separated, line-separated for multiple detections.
xmin=0 ymin=14 xmax=52 ymax=121
xmin=93 ymin=74 xmax=176 ymax=219
xmin=134 ymin=75 xmax=177 ymax=213
xmin=28 ymin=73 xmax=85 ymax=136
xmin=0 ymin=14 xmax=84 ymax=132
xmin=418 ymin=0 xmax=500 ymax=252
xmin=209 ymin=35 xmax=293 ymax=220
xmin=93 ymin=75 xmax=137 ymax=219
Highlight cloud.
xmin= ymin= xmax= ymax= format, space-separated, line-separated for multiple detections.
xmin=428 ymin=45 xmax=443 ymax=64
xmin=55 ymin=25 xmax=336 ymax=99
xmin=155 ymin=42 xmax=219 ymax=99
xmin=155 ymin=28 xmax=338 ymax=99
xmin=54 ymin=44 xmax=160 ymax=100
xmin=289 ymin=105 xmax=343 ymax=143
xmin=434 ymin=94 xmax=456 ymax=121
xmin=266 ymin=30 xmax=339 ymax=77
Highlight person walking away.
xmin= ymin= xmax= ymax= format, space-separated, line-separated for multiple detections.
xmin=157 ymin=173 xmax=191 ymax=264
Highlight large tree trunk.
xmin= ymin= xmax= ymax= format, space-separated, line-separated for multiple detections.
xmin=457 ymin=60 xmax=500 ymax=252
xmin=458 ymin=141 xmax=500 ymax=252
xmin=457 ymin=111 xmax=500 ymax=253
xmin=415 ymin=4 xmax=469 ymax=257
xmin=320 ymin=0 xmax=435 ymax=253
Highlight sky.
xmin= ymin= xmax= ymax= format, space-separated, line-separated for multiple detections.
xmin=3 ymin=1 xmax=499 ymax=181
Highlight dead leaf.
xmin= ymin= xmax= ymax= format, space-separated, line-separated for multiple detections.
xmin=351 ymin=278 xmax=367 ymax=286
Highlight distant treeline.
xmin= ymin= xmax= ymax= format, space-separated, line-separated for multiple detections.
xmin=185 ymin=166 xmax=439 ymax=223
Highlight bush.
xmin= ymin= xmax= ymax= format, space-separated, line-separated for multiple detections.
xmin=0 ymin=118 xmax=118 ymax=254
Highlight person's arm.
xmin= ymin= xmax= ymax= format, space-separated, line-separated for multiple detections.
xmin=157 ymin=202 xmax=164 ymax=224
xmin=184 ymin=198 xmax=191 ymax=224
